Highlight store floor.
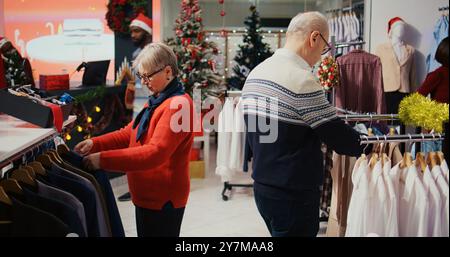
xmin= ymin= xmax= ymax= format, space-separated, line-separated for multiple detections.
xmin=110 ymin=97 xmax=327 ymax=237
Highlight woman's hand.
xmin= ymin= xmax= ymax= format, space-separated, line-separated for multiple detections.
xmin=74 ymin=139 xmax=94 ymax=156
xmin=83 ymin=153 xmax=101 ymax=171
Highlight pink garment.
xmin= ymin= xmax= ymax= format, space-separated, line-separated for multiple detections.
xmin=335 ymin=50 xmax=386 ymax=114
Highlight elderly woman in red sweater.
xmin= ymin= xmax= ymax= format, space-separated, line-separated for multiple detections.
xmin=75 ymin=42 xmax=194 ymax=237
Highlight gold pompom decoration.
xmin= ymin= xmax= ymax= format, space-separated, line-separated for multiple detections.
xmin=399 ymin=93 xmax=449 ymax=133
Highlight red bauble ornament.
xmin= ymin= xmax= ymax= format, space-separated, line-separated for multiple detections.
xmin=218 ymin=0 xmax=224 ymax=4
xmin=220 ymin=10 xmax=226 ymax=16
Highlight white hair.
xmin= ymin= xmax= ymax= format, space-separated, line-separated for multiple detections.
xmin=133 ymin=42 xmax=179 ymax=77
xmin=286 ymin=11 xmax=329 ymax=39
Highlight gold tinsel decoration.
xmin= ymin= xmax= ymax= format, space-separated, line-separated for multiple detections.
xmin=399 ymin=93 xmax=449 ymax=133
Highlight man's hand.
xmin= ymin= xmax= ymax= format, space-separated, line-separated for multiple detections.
xmin=83 ymin=153 xmax=101 ymax=171
xmin=74 ymin=139 xmax=94 ymax=156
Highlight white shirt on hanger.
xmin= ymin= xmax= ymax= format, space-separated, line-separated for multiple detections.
xmin=228 ymin=98 xmax=245 ymax=172
xmin=395 ymin=163 xmax=430 ymax=237
xmin=431 ymin=166 xmax=449 ymax=237
xmin=382 ymin=159 xmax=400 ymax=237
xmin=441 ymin=160 xmax=449 ymax=183
xmin=368 ymin=160 xmax=391 ymax=236
xmin=421 ymin=166 xmax=443 ymax=237
xmin=216 ymin=98 xmax=235 ymax=182
xmin=346 ymin=157 xmax=370 ymax=237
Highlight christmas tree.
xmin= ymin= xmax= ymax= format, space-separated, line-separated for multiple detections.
xmin=3 ymin=49 xmax=34 ymax=87
xmin=228 ymin=5 xmax=273 ymax=90
xmin=166 ymin=0 xmax=223 ymax=100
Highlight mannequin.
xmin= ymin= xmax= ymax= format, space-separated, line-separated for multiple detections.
xmin=375 ymin=17 xmax=416 ymax=115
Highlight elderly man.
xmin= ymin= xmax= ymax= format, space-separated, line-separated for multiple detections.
xmin=242 ymin=12 xmax=366 ymax=237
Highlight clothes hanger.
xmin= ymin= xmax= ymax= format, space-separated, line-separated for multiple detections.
xmin=36 ymin=154 xmax=54 ymax=169
xmin=10 ymin=168 xmax=36 ymax=188
xmin=415 ymin=134 xmax=427 ymax=172
xmin=28 ymin=161 xmax=47 ymax=176
xmin=0 ymin=178 xmax=23 ymax=195
xmin=57 ymin=144 xmax=70 ymax=156
xmin=369 ymin=135 xmax=380 ymax=170
xmin=46 ymin=150 xmax=63 ymax=165
xmin=0 ymin=186 xmax=12 ymax=206
xmin=400 ymin=134 xmax=413 ymax=169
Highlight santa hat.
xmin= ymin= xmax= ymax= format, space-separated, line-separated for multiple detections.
xmin=130 ymin=13 xmax=153 ymax=35
xmin=388 ymin=17 xmax=405 ymax=34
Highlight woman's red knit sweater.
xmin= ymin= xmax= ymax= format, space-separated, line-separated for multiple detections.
xmin=91 ymin=94 xmax=194 ymax=210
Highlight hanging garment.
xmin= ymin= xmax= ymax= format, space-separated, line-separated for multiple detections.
xmin=45 ymin=171 xmax=101 ymax=237
xmin=421 ymin=166 xmax=443 ymax=237
xmin=426 ymin=16 xmax=449 ymax=73
xmin=36 ymin=179 xmax=88 ymax=236
xmin=336 ymin=50 xmax=386 ymax=114
xmin=344 ymin=157 xmax=369 ymax=237
xmin=61 ymin=151 xmax=125 ymax=237
xmin=19 ymin=187 xmax=86 ymax=237
xmin=394 ymin=163 xmax=429 ymax=237
xmin=441 ymin=160 xmax=449 ymax=183
xmin=431 ymin=165 xmax=449 ymax=237
xmin=417 ymin=66 xmax=449 ymax=104
xmin=216 ymin=98 xmax=235 ymax=182
xmin=4 ymin=197 xmax=71 ymax=237
xmin=375 ymin=42 xmax=416 ymax=94
xmin=346 ymin=159 xmax=392 ymax=237
xmin=326 ymin=154 xmax=357 ymax=237
xmin=320 ymin=145 xmax=333 ymax=218
xmin=382 ymin=159 xmax=400 ymax=237
xmin=50 ymin=164 xmax=111 ymax=237
xmin=228 ymin=99 xmax=246 ymax=172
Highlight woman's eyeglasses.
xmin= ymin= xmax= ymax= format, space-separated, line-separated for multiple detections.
xmin=136 ymin=66 xmax=166 ymax=82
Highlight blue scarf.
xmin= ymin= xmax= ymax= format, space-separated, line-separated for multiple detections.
xmin=133 ymin=78 xmax=185 ymax=142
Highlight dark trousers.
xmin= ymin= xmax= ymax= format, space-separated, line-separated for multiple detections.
xmin=135 ymin=201 xmax=185 ymax=237
xmin=385 ymin=91 xmax=408 ymax=114
xmin=254 ymin=187 xmax=320 ymax=237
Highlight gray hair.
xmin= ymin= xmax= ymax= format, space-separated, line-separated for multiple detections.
xmin=286 ymin=12 xmax=329 ymax=39
xmin=133 ymin=42 xmax=179 ymax=77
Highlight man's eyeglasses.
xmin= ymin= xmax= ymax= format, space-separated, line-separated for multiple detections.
xmin=318 ymin=33 xmax=332 ymax=55
xmin=136 ymin=66 xmax=166 ymax=82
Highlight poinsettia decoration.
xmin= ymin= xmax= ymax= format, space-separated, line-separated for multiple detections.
xmin=106 ymin=0 xmax=148 ymax=36
xmin=317 ymin=56 xmax=340 ymax=91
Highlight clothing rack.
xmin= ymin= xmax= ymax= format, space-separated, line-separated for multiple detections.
xmin=0 ymin=115 xmax=76 ymax=175
xmin=325 ymin=2 xmax=364 ymax=13
xmin=339 ymin=114 xmax=399 ymax=122
xmin=360 ymin=133 xmax=445 ymax=144
xmin=335 ymin=41 xmax=366 ymax=49
xmin=221 ymin=90 xmax=253 ymax=201
xmin=224 ymin=90 xmax=242 ymax=97
xmin=1 ymin=135 xmax=57 ymax=178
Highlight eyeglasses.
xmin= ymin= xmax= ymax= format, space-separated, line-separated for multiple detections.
xmin=136 ymin=66 xmax=166 ymax=82
xmin=318 ymin=33 xmax=332 ymax=55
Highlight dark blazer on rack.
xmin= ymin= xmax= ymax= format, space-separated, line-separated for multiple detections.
xmin=61 ymin=151 xmax=125 ymax=237
xmin=45 ymin=171 xmax=100 ymax=237
xmin=2 ymin=198 xmax=70 ymax=237
xmin=21 ymin=187 xmax=86 ymax=237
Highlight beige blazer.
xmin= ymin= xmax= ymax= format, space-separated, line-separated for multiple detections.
xmin=375 ymin=42 xmax=416 ymax=93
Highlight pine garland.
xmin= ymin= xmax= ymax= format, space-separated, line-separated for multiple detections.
xmin=74 ymin=86 xmax=106 ymax=104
